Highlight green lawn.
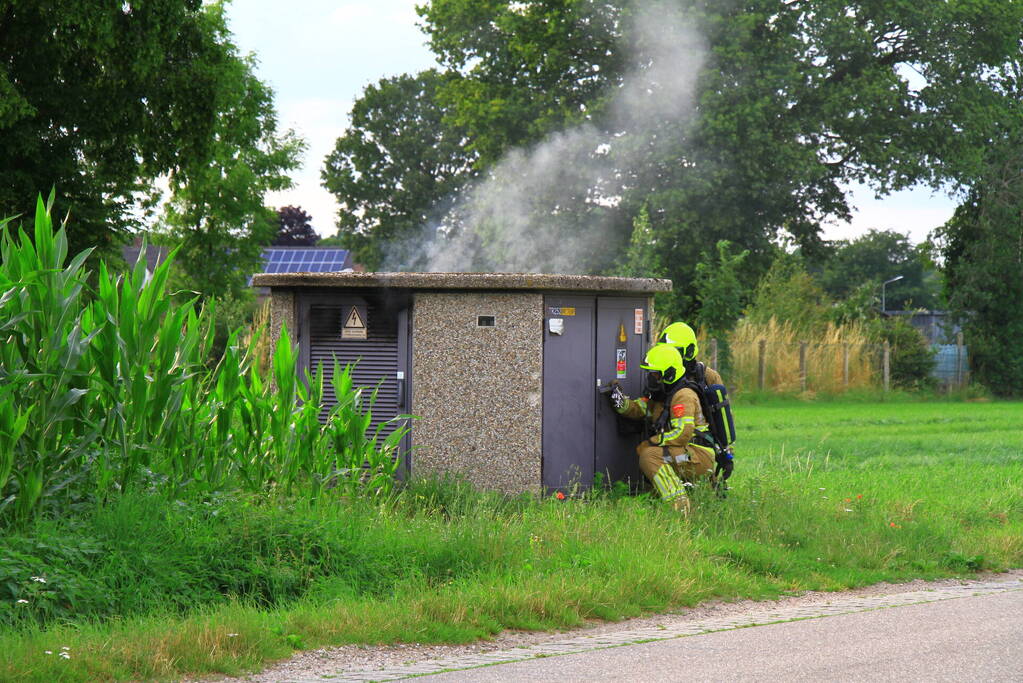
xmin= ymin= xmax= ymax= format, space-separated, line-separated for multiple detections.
xmin=2 ymin=398 xmax=1021 ymax=681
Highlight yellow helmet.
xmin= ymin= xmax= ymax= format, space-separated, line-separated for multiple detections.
xmin=660 ymin=321 xmax=698 ymax=361
xmin=640 ymin=343 xmax=684 ymax=384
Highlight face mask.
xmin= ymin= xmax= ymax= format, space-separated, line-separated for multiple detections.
xmin=645 ymin=370 xmax=664 ymax=396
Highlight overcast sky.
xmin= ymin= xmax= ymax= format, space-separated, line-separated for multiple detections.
xmin=225 ymin=0 xmax=958 ymax=245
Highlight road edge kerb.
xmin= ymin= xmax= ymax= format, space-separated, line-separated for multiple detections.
xmin=306 ymin=575 xmax=1023 ymax=682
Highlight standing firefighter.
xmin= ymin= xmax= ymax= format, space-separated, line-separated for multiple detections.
xmin=660 ymin=321 xmax=736 ymax=490
xmin=607 ymin=344 xmax=715 ymax=514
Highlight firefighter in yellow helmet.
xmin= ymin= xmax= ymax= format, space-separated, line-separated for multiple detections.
xmin=660 ymin=321 xmax=735 ymax=488
xmin=606 ymin=343 xmax=715 ymax=514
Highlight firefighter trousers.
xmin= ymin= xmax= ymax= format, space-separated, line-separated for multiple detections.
xmin=636 ymin=441 xmax=714 ymax=501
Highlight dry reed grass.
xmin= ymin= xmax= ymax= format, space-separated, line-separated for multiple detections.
xmin=726 ymin=317 xmax=878 ymax=394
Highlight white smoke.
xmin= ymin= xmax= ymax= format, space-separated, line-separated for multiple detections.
xmin=386 ymin=3 xmax=707 ymax=274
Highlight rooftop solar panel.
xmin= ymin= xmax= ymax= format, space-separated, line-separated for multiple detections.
xmin=257 ymin=247 xmax=350 ymax=276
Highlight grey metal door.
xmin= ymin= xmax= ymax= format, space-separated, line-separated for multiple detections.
xmin=542 ymin=295 xmax=595 ymax=491
xmin=594 ymin=297 xmax=648 ymax=488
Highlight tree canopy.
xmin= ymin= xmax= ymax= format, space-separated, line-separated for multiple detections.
xmin=0 ymin=0 xmax=297 ymax=263
xmin=274 ymin=206 xmax=320 ymax=246
xmin=325 ymin=0 xmax=1023 ymax=321
xmin=812 ymin=230 xmax=941 ymax=311
xmin=321 ymin=70 xmax=477 ymax=270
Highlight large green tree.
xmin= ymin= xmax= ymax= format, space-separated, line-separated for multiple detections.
xmin=0 ymin=0 xmax=293 ymax=261
xmin=938 ymin=144 xmax=1023 ymax=396
xmin=321 ymin=70 xmax=477 ymax=270
xmin=409 ymin=0 xmax=1023 ymax=315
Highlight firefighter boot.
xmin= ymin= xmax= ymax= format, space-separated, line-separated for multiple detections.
xmin=671 ymin=494 xmax=691 ymax=516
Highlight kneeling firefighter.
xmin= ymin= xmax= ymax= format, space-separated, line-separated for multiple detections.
xmin=606 ymin=344 xmax=715 ymax=513
xmin=660 ymin=321 xmax=736 ymax=489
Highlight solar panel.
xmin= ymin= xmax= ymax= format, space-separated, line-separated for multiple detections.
xmin=258 ymin=248 xmax=350 ymax=275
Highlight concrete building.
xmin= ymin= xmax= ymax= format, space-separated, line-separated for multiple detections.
xmin=252 ymin=271 xmax=672 ymax=495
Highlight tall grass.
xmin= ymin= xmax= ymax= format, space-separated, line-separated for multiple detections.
xmin=0 ymin=196 xmax=405 ymax=527
xmin=727 ymin=317 xmax=877 ymax=394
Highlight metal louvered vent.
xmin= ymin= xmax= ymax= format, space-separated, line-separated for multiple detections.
xmin=308 ymin=303 xmax=402 ymax=438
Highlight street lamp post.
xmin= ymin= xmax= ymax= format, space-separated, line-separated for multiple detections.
xmin=881 ymin=275 xmax=904 ymax=314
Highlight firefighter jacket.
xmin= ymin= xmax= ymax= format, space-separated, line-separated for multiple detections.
xmin=615 ymin=386 xmax=699 ymax=448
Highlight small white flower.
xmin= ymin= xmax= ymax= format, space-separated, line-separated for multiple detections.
xmin=61 ymin=646 xmax=70 ymax=651
xmin=844 ymin=508 xmax=854 ymax=512
xmin=227 ymin=633 xmax=239 ymax=638
xmin=59 ymin=652 xmax=70 ymax=660
xmin=818 ymin=487 xmax=826 ymax=490
xmin=30 ymin=576 xmax=46 ymax=583
xmin=44 ymin=651 xmax=53 ymax=655
xmin=16 ymin=599 xmax=28 ymax=604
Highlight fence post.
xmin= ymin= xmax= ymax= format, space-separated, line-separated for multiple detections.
xmin=799 ymin=341 xmax=807 ymax=392
xmin=883 ymin=340 xmax=891 ymax=392
xmin=710 ymin=337 xmax=719 ymax=371
xmin=956 ymin=332 xmax=964 ymax=388
xmin=842 ymin=342 xmax=850 ymax=388
xmin=758 ymin=339 xmax=766 ymax=391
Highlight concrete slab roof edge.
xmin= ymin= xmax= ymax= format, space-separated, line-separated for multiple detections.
xmin=251 ymin=271 xmax=673 ymax=293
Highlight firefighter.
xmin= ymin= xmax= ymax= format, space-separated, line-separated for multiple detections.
xmin=607 ymin=343 xmax=715 ymax=514
xmin=660 ymin=321 xmax=735 ymax=488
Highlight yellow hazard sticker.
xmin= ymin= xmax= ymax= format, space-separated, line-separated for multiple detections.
xmin=342 ymin=306 xmax=368 ymax=339
xmin=548 ymin=307 xmax=576 ymax=316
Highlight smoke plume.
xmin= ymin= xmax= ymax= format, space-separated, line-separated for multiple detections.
xmin=385 ymin=4 xmax=707 ymax=274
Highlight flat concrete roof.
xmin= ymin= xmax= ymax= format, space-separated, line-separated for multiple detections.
xmin=251 ymin=271 xmax=672 ymax=293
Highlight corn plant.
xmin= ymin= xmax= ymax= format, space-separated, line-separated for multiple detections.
xmin=0 ymin=197 xmax=407 ymax=526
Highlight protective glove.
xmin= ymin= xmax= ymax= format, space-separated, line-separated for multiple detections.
xmin=608 ymin=382 xmax=627 ymax=413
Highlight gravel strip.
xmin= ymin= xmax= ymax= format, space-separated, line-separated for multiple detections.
xmin=193 ymin=569 xmax=1023 ymax=683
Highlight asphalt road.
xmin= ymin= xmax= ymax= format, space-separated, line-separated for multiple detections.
xmin=420 ymin=589 xmax=1023 ymax=682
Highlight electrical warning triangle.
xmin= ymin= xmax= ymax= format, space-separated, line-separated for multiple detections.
xmin=344 ymin=307 xmax=365 ymax=329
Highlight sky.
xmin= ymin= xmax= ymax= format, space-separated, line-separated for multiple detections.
xmin=225 ymin=0 xmax=958 ymax=245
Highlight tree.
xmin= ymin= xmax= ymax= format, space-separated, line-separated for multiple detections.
xmin=157 ymin=4 xmax=303 ymax=302
xmin=321 ymin=70 xmax=476 ymax=270
xmin=938 ymin=153 xmax=1023 ymax=397
xmin=413 ymin=0 xmax=1023 ymax=319
xmin=694 ymin=241 xmax=750 ymax=339
xmin=0 ymin=0 xmax=291 ymax=260
xmin=744 ymin=254 xmax=831 ymax=335
xmin=274 ymin=206 xmax=320 ymax=246
xmin=932 ymin=31 xmax=1023 ymax=396
xmin=813 ymin=230 xmax=940 ymax=311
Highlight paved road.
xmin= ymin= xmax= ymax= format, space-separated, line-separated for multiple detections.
xmin=421 ymin=588 xmax=1022 ymax=682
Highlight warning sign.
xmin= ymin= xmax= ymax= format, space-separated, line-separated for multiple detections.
xmin=342 ymin=306 xmax=367 ymax=340
xmin=616 ymin=348 xmax=627 ymax=379
xmin=634 ymin=308 xmax=644 ymax=335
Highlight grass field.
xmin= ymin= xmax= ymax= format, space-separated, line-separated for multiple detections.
xmin=2 ymin=397 xmax=1021 ymax=681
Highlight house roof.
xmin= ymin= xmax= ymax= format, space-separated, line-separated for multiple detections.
xmin=122 ymin=244 xmax=171 ymax=273
xmin=250 ymin=271 xmax=672 ymax=293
